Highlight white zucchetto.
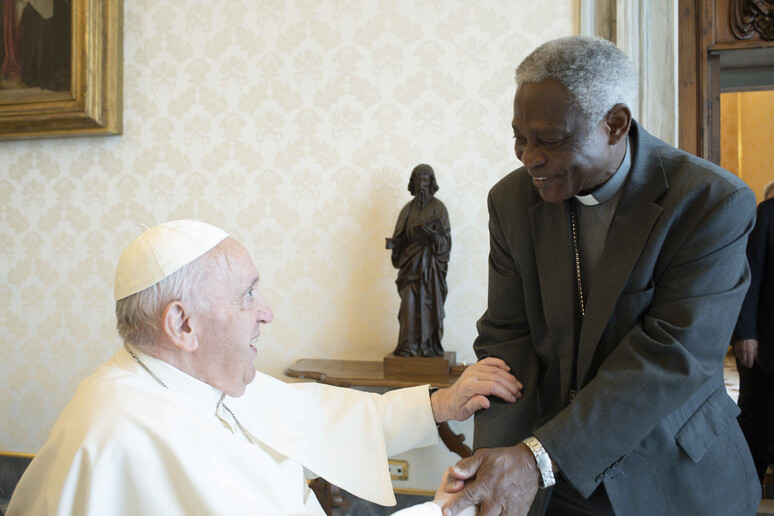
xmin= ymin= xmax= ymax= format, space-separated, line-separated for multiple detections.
xmin=114 ymin=220 xmax=229 ymax=301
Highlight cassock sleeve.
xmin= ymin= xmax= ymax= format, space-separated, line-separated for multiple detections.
xmin=233 ymin=374 xmax=439 ymax=506
xmin=391 ymin=501 xmax=443 ymax=516
xmin=391 ymin=501 xmax=479 ymax=516
xmin=376 ymin=385 xmax=440 ymax=456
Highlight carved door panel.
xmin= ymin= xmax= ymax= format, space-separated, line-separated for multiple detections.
xmin=679 ymin=0 xmax=774 ymax=163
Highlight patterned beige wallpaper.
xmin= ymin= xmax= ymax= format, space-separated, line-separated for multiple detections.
xmin=0 ymin=1 xmax=576 ymax=453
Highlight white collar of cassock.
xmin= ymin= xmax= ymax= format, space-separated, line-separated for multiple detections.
xmin=575 ymin=136 xmax=631 ymax=206
xmin=117 ymin=345 xmax=408 ymax=506
xmin=122 ymin=345 xmax=225 ymax=415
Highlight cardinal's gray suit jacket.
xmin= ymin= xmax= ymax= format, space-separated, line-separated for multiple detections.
xmin=473 ymin=121 xmax=760 ymax=515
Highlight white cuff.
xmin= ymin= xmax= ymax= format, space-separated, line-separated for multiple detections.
xmin=390 ymin=501 xmax=442 ymax=516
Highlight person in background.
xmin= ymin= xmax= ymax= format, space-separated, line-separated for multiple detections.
xmin=7 ymin=219 xmax=520 ymax=516
xmin=734 ymin=180 xmax=774 ymax=484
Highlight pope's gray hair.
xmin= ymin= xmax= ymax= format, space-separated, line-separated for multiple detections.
xmin=115 ymin=247 xmax=219 ymax=348
xmin=516 ymin=36 xmax=637 ymax=127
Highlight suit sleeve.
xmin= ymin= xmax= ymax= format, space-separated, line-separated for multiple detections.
xmin=473 ymin=193 xmax=540 ymax=449
xmin=735 ymin=201 xmax=768 ymax=340
xmin=533 ymin=187 xmax=756 ymax=497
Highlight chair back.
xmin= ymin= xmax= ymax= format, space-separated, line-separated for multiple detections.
xmin=0 ymin=451 xmax=34 ymax=514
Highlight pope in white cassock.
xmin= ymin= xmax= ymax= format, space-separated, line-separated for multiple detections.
xmin=7 ymin=220 xmax=520 ymax=516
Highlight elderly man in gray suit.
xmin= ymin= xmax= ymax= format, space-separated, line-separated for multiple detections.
xmin=441 ymin=36 xmax=760 ymax=516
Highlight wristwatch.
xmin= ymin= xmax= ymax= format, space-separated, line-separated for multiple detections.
xmin=522 ymin=436 xmax=556 ymax=488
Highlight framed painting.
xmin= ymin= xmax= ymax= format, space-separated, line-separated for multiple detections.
xmin=0 ymin=0 xmax=122 ymax=140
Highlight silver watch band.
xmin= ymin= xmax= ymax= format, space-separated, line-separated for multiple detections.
xmin=522 ymin=436 xmax=556 ymax=488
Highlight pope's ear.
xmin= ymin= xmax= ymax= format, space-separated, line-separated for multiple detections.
xmin=605 ymin=104 xmax=632 ymax=145
xmin=162 ymin=301 xmax=198 ymax=353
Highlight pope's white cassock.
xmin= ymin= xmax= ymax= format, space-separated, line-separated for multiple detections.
xmin=7 ymin=345 xmax=446 ymax=515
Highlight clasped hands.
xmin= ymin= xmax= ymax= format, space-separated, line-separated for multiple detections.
xmin=428 ymin=358 xmax=541 ymax=515
xmin=433 ymin=444 xmax=542 ymax=516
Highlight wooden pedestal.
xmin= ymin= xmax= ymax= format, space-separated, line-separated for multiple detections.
xmin=383 ymin=351 xmax=456 ymax=377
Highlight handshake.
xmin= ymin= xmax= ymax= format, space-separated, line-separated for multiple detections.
xmin=427 ymin=442 xmax=546 ymax=516
xmin=411 ymin=358 xmax=545 ymax=516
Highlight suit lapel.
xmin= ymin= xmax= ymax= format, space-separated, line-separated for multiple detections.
xmin=530 ymin=200 xmax=577 ymax=398
xmin=576 ymin=122 xmax=667 ymax=385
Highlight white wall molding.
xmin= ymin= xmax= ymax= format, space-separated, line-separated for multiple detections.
xmin=580 ymin=0 xmax=678 ymax=146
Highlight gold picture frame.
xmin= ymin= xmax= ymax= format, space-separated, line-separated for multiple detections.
xmin=0 ymin=0 xmax=122 ymax=140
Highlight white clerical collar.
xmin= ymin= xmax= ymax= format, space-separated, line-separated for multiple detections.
xmin=120 ymin=344 xmax=225 ymax=415
xmin=575 ymin=136 xmax=631 ymax=206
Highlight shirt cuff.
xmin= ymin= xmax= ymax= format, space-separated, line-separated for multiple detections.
xmin=390 ymin=501 xmax=442 ymax=516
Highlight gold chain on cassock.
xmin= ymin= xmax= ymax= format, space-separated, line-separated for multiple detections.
xmin=570 ymin=205 xmax=585 ymax=318
xmin=568 ymin=204 xmax=585 ymax=403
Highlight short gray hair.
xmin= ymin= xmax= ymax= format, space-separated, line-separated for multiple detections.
xmin=115 ymin=247 xmax=218 ymax=347
xmin=516 ymin=36 xmax=637 ymax=126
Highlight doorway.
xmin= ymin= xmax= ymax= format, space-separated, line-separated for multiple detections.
xmin=718 ymin=47 xmax=774 ymax=203
xmin=678 ymin=0 xmax=774 ymax=169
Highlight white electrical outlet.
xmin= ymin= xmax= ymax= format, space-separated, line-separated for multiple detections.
xmin=388 ymin=459 xmax=408 ymax=480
